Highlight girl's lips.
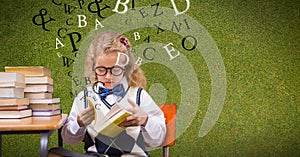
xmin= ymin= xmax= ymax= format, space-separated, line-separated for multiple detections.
xmin=104 ymin=82 xmax=113 ymax=88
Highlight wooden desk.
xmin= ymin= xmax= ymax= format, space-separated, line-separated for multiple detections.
xmin=0 ymin=114 xmax=67 ymax=157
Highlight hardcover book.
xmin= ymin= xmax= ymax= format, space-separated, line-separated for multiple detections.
xmin=0 ymin=98 xmax=29 ymax=106
xmin=0 ymin=109 xmax=32 ymax=118
xmin=25 ymin=76 xmax=53 ymax=85
xmin=0 ymin=105 xmax=29 ymax=111
xmin=0 ymin=72 xmax=24 ymax=83
xmin=0 ymin=116 xmax=32 ymax=123
xmin=29 ymin=98 xmax=60 ymax=104
xmin=0 ymin=72 xmax=25 ymax=88
xmin=29 ymin=104 xmax=60 ymax=111
xmin=0 ymin=81 xmax=26 ymax=88
xmin=25 ymin=92 xmax=52 ymax=99
xmin=5 ymin=66 xmax=51 ymax=77
xmin=0 ymin=88 xmax=24 ymax=98
xmin=24 ymin=84 xmax=54 ymax=93
xmin=32 ymin=109 xmax=61 ymax=117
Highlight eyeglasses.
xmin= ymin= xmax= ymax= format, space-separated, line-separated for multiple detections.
xmin=94 ymin=66 xmax=125 ymax=76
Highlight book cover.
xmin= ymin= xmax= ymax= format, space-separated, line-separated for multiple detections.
xmin=24 ymin=84 xmax=54 ymax=93
xmin=0 ymin=98 xmax=29 ymax=106
xmin=29 ymin=98 xmax=60 ymax=104
xmin=25 ymin=92 xmax=52 ymax=99
xmin=0 ymin=109 xmax=32 ymax=118
xmin=0 ymin=88 xmax=24 ymax=98
xmin=5 ymin=66 xmax=51 ymax=77
xmin=0 ymin=72 xmax=25 ymax=83
xmin=25 ymin=76 xmax=53 ymax=85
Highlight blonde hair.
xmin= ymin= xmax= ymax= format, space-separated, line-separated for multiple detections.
xmin=84 ymin=30 xmax=146 ymax=88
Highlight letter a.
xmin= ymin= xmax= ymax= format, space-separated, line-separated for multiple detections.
xmin=112 ymin=0 xmax=130 ymax=14
xmin=170 ymin=0 xmax=190 ymax=16
xmin=55 ymin=38 xmax=64 ymax=49
xmin=95 ymin=19 xmax=104 ymax=30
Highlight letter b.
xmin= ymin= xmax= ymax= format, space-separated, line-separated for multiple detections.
xmin=78 ymin=15 xmax=87 ymax=27
xmin=112 ymin=0 xmax=130 ymax=14
xmin=134 ymin=32 xmax=140 ymax=40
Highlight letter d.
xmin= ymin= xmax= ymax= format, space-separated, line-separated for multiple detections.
xmin=170 ymin=0 xmax=190 ymax=16
xmin=115 ymin=52 xmax=129 ymax=66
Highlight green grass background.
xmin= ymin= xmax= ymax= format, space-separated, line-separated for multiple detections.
xmin=0 ymin=0 xmax=299 ymax=156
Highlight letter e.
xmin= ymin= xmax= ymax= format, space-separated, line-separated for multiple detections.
xmin=163 ymin=43 xmax=180 ymax=60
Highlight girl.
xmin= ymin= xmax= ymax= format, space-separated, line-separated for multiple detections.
xmin=60 ymin=30 xmax=166 ymax=157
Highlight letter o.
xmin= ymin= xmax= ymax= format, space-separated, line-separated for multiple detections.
xmin=182 ymin=35 xmax=197 ymax=51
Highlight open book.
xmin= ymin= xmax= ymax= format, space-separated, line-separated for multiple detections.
xmin=87 ymin=99 xmax=131 ymax=138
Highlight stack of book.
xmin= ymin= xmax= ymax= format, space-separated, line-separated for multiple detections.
xmin=0 ymin=72 xmax=32 ymax=118
xmin=5 ymin=66 xmax=62 ymax=117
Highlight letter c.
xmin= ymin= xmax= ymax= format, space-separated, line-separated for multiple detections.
xmin=143 ymin=47 xmax=155 ymax=61
xmin=66 ymin=18 xmax=73 ymax=25
xmin=52 ymin=0 xmax=62 ymax=5
xmin=58 ymin=28 xmax=68 ymax=38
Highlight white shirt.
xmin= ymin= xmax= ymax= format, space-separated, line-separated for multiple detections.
xmin=61 ymin=80 xmax=166 ymax=149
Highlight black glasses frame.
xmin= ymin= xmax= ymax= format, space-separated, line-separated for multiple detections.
xmin=94 ymin=65 xmax=125 ymax=76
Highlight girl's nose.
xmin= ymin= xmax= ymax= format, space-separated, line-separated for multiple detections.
xmin=104 ymin=70 xmax=112 ymax=79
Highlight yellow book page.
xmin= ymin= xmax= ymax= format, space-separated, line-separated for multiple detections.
xmin=99 ymin=123 xmax=124 ymax=138
xmin=99 ymin=111 xmax=131 ymax=138
xmin=87 ymin=98 xmax=97 ymax=123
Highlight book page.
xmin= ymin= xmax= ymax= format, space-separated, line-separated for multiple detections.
xmin=98 ymin=110 xmax=131 ymax=138
xmin=105 ymin=103 xmax=125 ymax=119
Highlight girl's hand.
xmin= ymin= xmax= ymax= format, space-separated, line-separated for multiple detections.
xmin=120 ymin=99 xmax=148 ymax=127
xmin=77 ymin=106 xmax=94 ymax=127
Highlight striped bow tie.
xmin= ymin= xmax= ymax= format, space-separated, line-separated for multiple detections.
xmin=98 ymin=84 xmax=125 ymax=100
